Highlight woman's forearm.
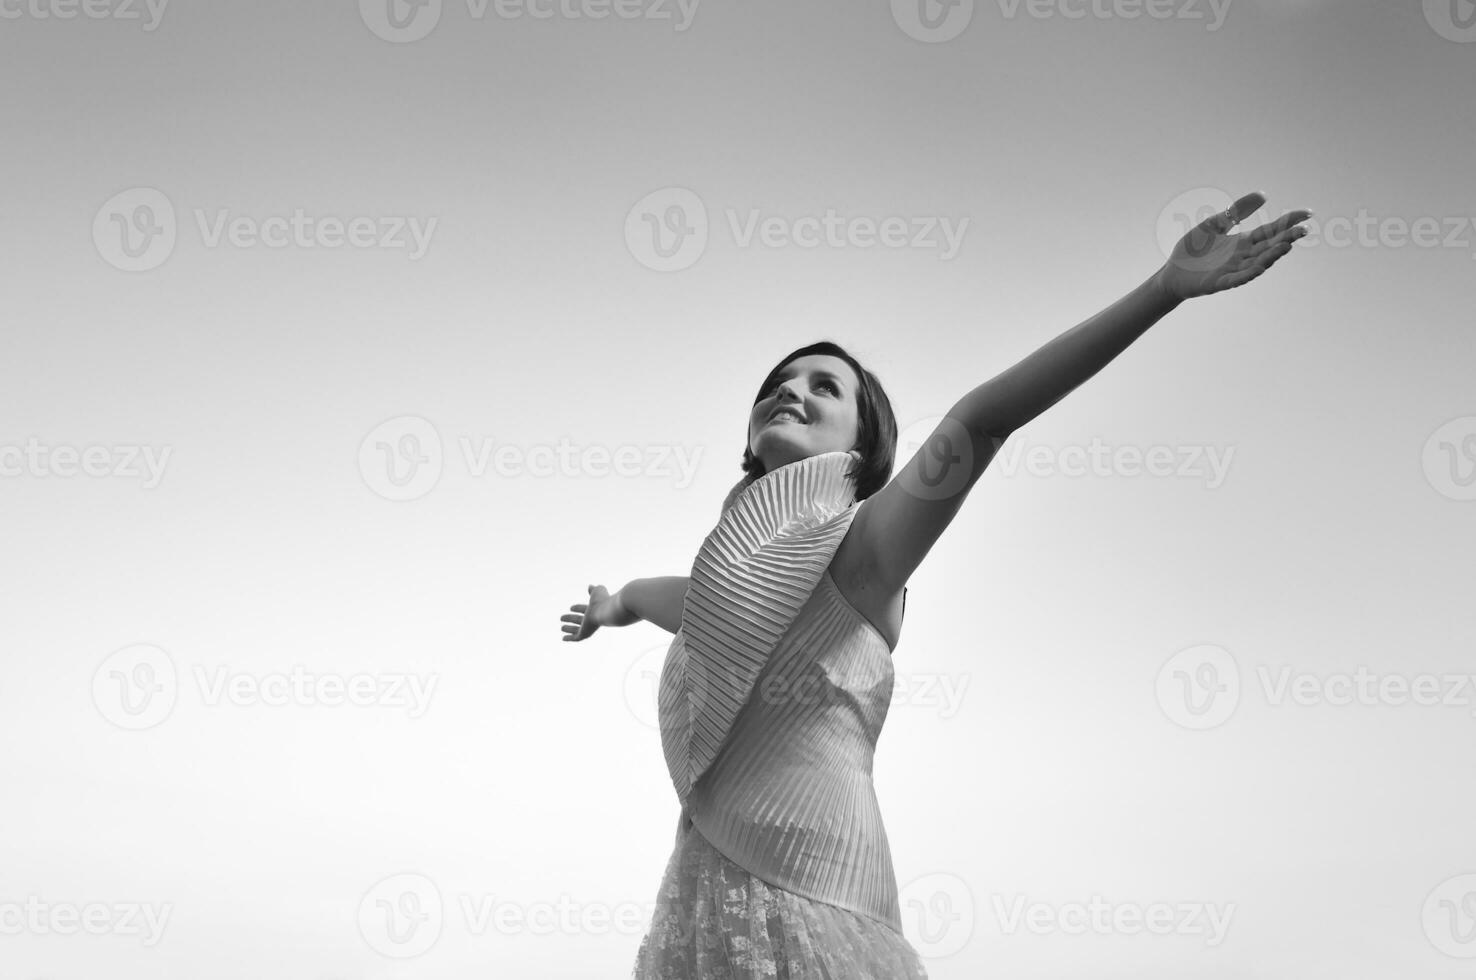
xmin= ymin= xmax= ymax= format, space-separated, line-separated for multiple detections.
xmin=613 ymin=576 xmax=689 ymax=634
xmin=951 ymin=268 xmax=1182 ymax=438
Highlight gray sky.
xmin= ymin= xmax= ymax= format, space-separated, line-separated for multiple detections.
xmin=2 ymin=1 xmax=1474 ymax=977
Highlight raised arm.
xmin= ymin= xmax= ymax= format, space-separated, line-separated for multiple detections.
xmin=845 ymin=191 xmax=1311 ymax=596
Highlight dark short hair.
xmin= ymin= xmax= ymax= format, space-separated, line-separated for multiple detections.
xmin=741 ymin=340 xmax=897 ymax=501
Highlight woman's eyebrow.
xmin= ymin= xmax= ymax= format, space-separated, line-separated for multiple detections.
xmin=777 ymin=368 xmax=846 ymax=387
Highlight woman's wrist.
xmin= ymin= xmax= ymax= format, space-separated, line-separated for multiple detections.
xmin=1148 ymin=264 xmax=1189 ymax=308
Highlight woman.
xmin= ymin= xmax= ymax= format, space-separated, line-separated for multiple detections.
xmin=561 ymin=192 xmax=1311 ymax=978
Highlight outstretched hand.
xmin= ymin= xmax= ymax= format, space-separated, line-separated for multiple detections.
xmin=1157 ymin=191 xmax=1312 ymax=301
xmin=561 ymin=584 xmax=616 ymax=642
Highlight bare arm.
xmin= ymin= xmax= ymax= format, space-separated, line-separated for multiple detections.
xmin=842 ymin=271 xmax=1176 ymax=596
xmin=951 ymin=270 xmax=1178 ymax=440
xmin=952 ymin=193 xmax=1312 ymax=439
xmin=614 ymin=576 xmax=689 ymax=635
xmin=847 ymin=192 xmax=1312 ymax=596
xmin=561 ymin=576 xmax=689 ymax=642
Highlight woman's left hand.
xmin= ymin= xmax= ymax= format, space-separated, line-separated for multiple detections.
xmin=1156 ymin=191 xmax=1313 ymax=301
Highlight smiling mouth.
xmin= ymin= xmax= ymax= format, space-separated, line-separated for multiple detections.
xmin=768 ymin=411 xmax=806 ymax=424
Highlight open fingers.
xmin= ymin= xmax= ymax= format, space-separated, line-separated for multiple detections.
xmin=1246 ymin=208 xmax=1313 ymax=247
xmin=1190 ymin=191 xmax=1267 ymax=240
xmin=1248 ymin=224 xmax=1308 ymax=259
xmin=1216 ymin=239 xmax=1295 ymax=291
xmin=1228 ymin=191 xmax=1267 ymax=225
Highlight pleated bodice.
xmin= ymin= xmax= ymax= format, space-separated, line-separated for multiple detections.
xmin=656 ymin=450 xmax=904 ymax=931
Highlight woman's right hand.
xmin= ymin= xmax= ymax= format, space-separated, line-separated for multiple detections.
xmin=561 ymin=584 xmax=623 ymax=642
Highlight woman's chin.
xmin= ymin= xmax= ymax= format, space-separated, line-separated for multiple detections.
xmin=754 ymin=431 xmax=806 ymax=455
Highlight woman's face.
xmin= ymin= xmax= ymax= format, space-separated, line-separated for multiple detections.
xmin=748 ymin=354 xmax=862 ymax=472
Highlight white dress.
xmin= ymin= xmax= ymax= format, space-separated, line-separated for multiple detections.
xmin=632 ymin=451 xmax=928 ymax=979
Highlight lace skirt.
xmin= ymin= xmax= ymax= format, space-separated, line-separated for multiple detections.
xmin=631 ymin=814 xmax=929 ymax=980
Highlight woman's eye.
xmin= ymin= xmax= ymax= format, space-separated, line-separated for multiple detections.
xmin=761 ymin=377 xmax=836 ymax=399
